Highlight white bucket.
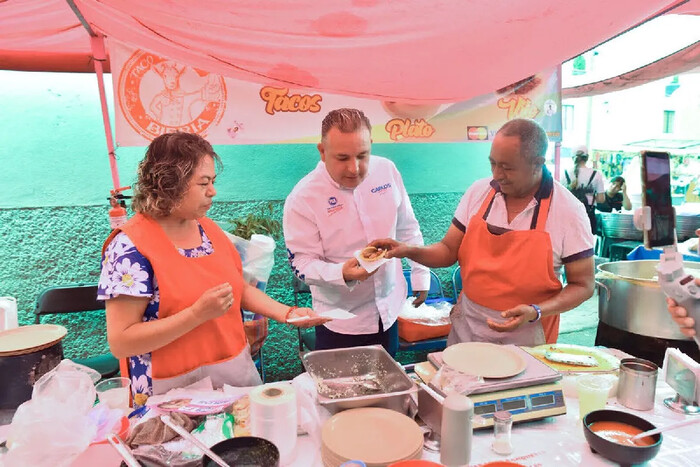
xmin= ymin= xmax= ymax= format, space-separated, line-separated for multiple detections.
xmin=0 ymin=296 xmax=19 ymax=332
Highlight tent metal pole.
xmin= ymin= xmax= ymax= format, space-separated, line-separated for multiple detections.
xmin=90 ymin=34 xmax=121 ymax=190
xmin=66 ymin=0 xmax=121 ymax=190
xmin=554 ymin=63 xmax=562 ymax=181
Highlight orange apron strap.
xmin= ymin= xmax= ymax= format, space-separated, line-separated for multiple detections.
xmin=119 ymin=358 xmax=130 ymax=380
xmin=476 ymin=188 xmax=497 ymax=220
xmin=541 ymin=314 xmax=560 ymax=344
xmin=536 ymin=194 xmax=557 ymax=343
xmin=534 ymin=195 xmax=552 ymax=231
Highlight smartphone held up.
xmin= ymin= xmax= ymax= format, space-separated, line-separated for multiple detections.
xmin=641 ymin=151 xmax=676 ymax=249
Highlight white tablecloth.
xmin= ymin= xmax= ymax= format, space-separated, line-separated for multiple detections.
xmin=2 ymin=377 xmax=698 ymax=466
xmin=287 ymin=380 xmax=700 ymax=467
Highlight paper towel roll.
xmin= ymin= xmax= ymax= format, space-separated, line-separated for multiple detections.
xmin=250 ymin=383 xmax=297 ymax=463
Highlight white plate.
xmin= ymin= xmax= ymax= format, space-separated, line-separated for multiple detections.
xmin=0 ymin=324 xmax=67 ymax=356
xmin=322 ymin=407 xmax=423 ymax=465
xmin=441 ymin=342 xmax=526 ymax=378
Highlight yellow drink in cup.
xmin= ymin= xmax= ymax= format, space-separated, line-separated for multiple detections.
xmin=577 ymin=374 xmax=613 ymax=419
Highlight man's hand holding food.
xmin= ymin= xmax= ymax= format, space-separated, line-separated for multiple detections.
xmin=367 ymin=238 xmax=428 ymax=307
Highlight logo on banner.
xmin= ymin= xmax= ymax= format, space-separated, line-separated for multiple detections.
xmin=544 ymin=99 xmax=557 ymax=116
xmin=385 ymin=119 xmax=435 ymax=142
xmin=259 ymin=87 xmax=323 ymax=115
xmin=467 ymin=126 xmax=489 ymax=141
xmin=496 ymin=96 xmax=540 ymax=120
xmin=117 ymin=51 xmax=227 ymax=140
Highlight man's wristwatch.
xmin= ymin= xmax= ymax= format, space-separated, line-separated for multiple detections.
xmin=529 ymin=304 xmax=542 ymax=323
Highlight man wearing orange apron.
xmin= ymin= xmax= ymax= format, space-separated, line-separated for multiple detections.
xmin=371 ymin=119 xmax=595 ymax=346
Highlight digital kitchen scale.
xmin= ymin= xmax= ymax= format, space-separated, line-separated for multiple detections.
xmin=417 ymin=345 xmax=567 ymax=430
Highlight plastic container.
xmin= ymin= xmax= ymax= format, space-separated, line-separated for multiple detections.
xmin=96 ymin=377 xmax=131 ymax=411
xmin=0 ymin=296 xmax=18 ymax=331
xmin=91 ymin=416 xmax=130 ymax=445
xmin=397 ymin=316 xmax=451 ymax=342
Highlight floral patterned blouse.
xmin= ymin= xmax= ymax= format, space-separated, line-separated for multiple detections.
xmin=97 ymin=224 xmax=213 ymax=405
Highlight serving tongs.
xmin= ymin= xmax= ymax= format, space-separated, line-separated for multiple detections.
xmin=106 ymin=433 xmax=141 ymax=467
xmin=160 ymin=415 xmax=230 ymax=467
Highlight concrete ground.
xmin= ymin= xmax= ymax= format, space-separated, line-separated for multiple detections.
xmin=557 ymin=292 xmax=599 ymax=347
xmin=556 ymin=255 xmax=608 ymax=348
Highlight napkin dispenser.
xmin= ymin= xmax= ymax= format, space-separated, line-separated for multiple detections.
xmin=662 ymin=347 xmax=700 ymax=414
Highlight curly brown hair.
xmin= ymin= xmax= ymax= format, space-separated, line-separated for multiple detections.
xmin=131 ymin=132 xmax=221 ymax=216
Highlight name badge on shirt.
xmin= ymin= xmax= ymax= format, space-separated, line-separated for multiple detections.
xmin=371 ymin=183 xmax=392 ymax=194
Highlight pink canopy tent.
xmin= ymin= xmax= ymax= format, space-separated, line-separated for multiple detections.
xmin=563 ymin=40 xmax=700 ymax=99
xmin=1 ymin=0 xmax=697 ymax=188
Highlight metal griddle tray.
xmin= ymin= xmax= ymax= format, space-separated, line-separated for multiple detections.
xmin=427 ymin=344 xmax=561 ymax=396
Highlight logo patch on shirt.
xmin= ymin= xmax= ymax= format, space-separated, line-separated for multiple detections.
xmin=327 ymin=196 xmax=344 ymax=215
xmin=327 ymin=205 xmax=343 ymax=215
xmin=371 ymin=183 xmax=392 ymax=194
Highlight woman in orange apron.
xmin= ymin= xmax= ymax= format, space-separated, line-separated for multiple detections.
xmin=98 ymin=132 xmax=328 ymax=404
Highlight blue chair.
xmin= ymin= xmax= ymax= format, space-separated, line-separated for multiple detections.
xmin=402 ymin=269 xmax=453 ymax=305
xmin=399 ymin=269 xmax=451 ymax=353
xmin=451 ymin=265 xmax=462 ymax=302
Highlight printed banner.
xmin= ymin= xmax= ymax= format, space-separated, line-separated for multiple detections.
xmin=110 ymin=40 xmax=561 ymax=146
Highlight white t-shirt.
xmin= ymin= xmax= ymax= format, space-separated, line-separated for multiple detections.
xmin=562 ymin=167 xmax=606 ymax=205
xmin=283 ymin=156 xmax=430 ymax=335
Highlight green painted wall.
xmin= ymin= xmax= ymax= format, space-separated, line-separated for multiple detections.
xmin=0 ymin=71 xmax=490 ymax=208
xmin=0 ymin=71 xmax=492 ymax=381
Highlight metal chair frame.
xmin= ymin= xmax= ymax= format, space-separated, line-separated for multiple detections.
xmin=34 ymin=283 xmax=120 ymax=379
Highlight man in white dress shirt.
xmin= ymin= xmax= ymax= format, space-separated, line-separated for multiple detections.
xmin=283 ymin=108 xmax=430 ymax=356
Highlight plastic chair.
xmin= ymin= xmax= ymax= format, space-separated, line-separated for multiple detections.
xmin=292 ymin=276 xmax=316 ymax=354
xmin=34 ymin=283 xmax=120 ymax=379
xmin=402 ymin=269 xmax=452 ymax=304
xmin=451 ymin=265 xmax=462 ymax=302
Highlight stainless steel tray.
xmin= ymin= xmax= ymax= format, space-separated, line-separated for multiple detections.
xmin=302 ymin=345 xmax=417 ymax=414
